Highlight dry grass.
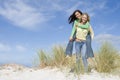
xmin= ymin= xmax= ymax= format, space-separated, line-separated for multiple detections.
xmin=95 ymin=42 xmax=120 ymax=73
xmin=37 ymin=45 xmax=74 ymax=68
xmin=36 ymin=42 xmax=120 ymax=74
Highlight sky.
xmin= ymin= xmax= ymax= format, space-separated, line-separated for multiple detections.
xmin=0 ymin=0 xmax=120 ymax=67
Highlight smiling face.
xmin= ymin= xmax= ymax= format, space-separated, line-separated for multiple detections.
xmin=81 ymin=13 xmax=89 ymax=23
xmin=82 ymin=15 xmax=88 ymax=23
xmin=75 ymin=11 xmax=82 ymax=19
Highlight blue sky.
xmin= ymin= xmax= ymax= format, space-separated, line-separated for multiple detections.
xmin=0 ymin=0 xmax=120 ymax=67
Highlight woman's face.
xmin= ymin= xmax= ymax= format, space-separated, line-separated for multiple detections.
xmin=75 ymin=11 xmax=82 ymax=19
xmin=81 ymin=14 xmax=88 ymax=23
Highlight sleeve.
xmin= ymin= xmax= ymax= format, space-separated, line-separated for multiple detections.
xmin=89 ymin=25 xmax=94 ymax=40
xmin=70 ymin=20 xmax=77 ymax=37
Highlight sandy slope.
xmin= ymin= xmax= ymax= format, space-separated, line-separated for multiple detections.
xmin=0 ymin=64 xmax=120 ymax=80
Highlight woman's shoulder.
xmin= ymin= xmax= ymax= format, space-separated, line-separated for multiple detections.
xmin=74 ymin=19 xmax=80 ymax=24
xmin=75 ymin=19 xmax=81 ymax=22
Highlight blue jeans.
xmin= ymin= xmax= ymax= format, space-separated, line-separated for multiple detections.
xmin=65 ymin=33 xmax=94 ymax=58
xmin=75 ymin=41 xmax=88 ymax=72
xmin=65 ymin=31 xmax=76 ymax=56
xmin=86 ymin=34 xmax=94 ymax=59
xmin=65 ymin=41 xmax=74 ymax=56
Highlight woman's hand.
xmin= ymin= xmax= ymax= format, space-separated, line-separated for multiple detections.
xmin=69 ymin=37 xmax=73 ymax=41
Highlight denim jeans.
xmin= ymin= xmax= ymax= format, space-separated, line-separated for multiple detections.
xmin=65 ymin=31 xmax=76 ymax=56
xmin=85 ymin=34 xmax=94 ymax=59
xmin=65 ymin=41 xmax=74 ymax=56
xmin=65 ymin=33 xmax=94 ymax=58
xmin=75 ymin=41 xmax=88 ymax=72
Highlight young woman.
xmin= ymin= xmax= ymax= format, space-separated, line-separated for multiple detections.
xmin=70 ymin=13 xmax=94 ymax=72
xmin=65 ymin=10 xmax=94 ymax=59
xmin=65 ymin=10 xmax=83 ymax=57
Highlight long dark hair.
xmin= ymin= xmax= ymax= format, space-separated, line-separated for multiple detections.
xmin=68 ymin=10 xmax=82 ymax=24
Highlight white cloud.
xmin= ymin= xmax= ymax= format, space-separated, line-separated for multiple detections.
xmin=94 ymin=34 xmax=120 ymax=44
xmin=94 ymin=24 xmax=117 ymax=34
xmin=83 ymin=1 xmax=107 ymax=17
xmin=49 ymin=2 xmax=64 ymax=11
xmin=0 ymin=0 xmax=119 ymax=30
xmin=104 ymin=3 xmax=120 ymax=14
xmin=58 ymin=26 xmax=64 ymax=30
xmin=66 ymin=2 xmax=83 ymax=15
xmin=93 ymin=33 xmax=120 ymax=51
xmin=16 ymin=45 xmax=27 ymax=52
xmin=65 ymin=1 xmax=107 ymax=17
xmin=0 ymin=43 xmax=11 ymax=52
xmin=66 ymin=0 xmax=119 ymax=18
xmin=0 ymin=43 xmax=27 ymax=52
xmin=0 ymin=0 xmax=52 ymax=30
xmin=0 ymin=42 xmax=31 ymax=65
xmin=85 ymin=1 xmax=120 ymax=16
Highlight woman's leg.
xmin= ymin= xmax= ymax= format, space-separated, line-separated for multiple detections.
xmin=86 ymin=34 xmax=94 ymax=58
xmin=82 ymin=53 xmax=88 ymax=72
xmin=86 ymin=34 xmax=97 ymax=68
xmin=87 ymin=57 xmax=97 ymax=67
xmin=65 ymin=31 xmax=76 ymax=57
xmin=75 ymin=41 xmax=88 ymax=72
xmin=65 ymin=40 xmax=74 ymax=56
xmin=75 ymin=41 xmax=82 ymax=63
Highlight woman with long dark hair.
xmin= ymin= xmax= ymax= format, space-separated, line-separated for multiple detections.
xmin=65 ymin=10 xmax=82 ymax=57
xmin=65 ymin=10 xmax=94 ymax=60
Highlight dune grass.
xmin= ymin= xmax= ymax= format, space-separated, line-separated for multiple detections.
xmin=36 ymin=42 xmax=120 ymax=74
xmin=37 ymin=45 xmax=85 ymax=74
xmin=95 ymin=42 xmax=120 ymax=73
xmin=37 ymin=45 xmax=72 ymax=68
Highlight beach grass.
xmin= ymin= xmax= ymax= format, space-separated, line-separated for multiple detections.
xmin=95 ymin=42 xmax=120 ymax=73
xmin=36 ymin=42 xmax=120 ymax=74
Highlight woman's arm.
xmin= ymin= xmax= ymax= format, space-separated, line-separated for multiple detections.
xmin=70 ymin=21 xmax=77 ymax=40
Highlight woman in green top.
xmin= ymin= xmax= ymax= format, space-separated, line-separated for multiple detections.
xmin=65 ymin=10 xmax=94 ymax=59
xmin=65 ymin=10 xmax=82 ymax=56
xmin=65 ymin=10 xmax=94 ymax=58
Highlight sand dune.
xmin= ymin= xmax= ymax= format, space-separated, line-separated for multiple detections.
xmin=0 ymin=64 xmax=120 ymax=80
